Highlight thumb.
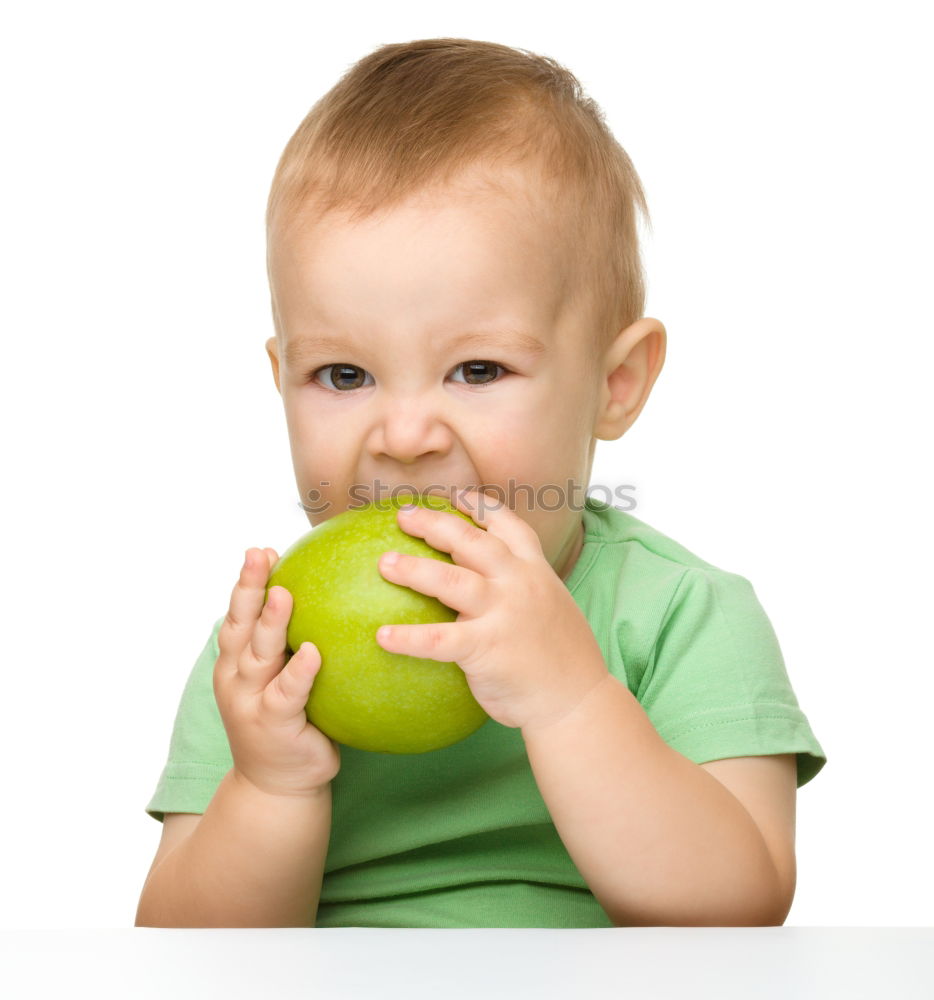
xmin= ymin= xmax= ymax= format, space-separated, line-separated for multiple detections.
xmin=266 ymin=642 xmax=322 ymax=715
xmin=290 ymin=642 xmax=323 ymax=687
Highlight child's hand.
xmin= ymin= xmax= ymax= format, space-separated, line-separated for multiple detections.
xmin=375 ymin=489 xmax=611 ymax=733
xmin=213 ymin=547 xmax=341 ymax=797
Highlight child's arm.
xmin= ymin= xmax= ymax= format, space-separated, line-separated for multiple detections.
xmin=136 ymin=547 xmax=341 ymax=927
xmin=376 ymin=492 xmax=795 ymax=927
xmin=521 ymin=678 xmax=796 ymax=927
xmin=135 ymin=771 xmax=332 ymax=927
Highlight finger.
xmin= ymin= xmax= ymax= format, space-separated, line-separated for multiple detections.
xmin=236 ymin=587 xmax=300 ymax=695
xmin=217 ymin=548 xmax=273 ymax=669
xmin=395 ymin=502 xmax=504 ymax=575
xmin=378 ymin=550 xmax=487 ymax=618
xmin=375 ymin=620 xmax=470 ymax=664
xmin=244 ymin=583 xmax=295 ymax=683
xmin=261 ymin=641 xmax=322 ymax=721
xmin=453 ymin=487 xmax=544 ymax=561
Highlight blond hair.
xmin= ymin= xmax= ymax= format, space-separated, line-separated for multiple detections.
xmin=266 ymin=38 xmax=650 ymax=351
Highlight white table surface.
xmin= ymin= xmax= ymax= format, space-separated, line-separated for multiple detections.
xmin=2 ymin=927 xmax=932 ymax=999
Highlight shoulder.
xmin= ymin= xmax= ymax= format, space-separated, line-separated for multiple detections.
xmin=177 ymin=616 xmax=226 ymax=695
xmin=574 ymin=499 xmax=746 ymax=590
xmin=573 ymin=499 xmax=762 ymax=645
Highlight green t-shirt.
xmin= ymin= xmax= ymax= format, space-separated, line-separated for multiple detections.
xmin=145 ymin=498 xmax=826 ymax=927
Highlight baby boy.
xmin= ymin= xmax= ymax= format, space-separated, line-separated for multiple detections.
xmin=137 ymin=37 xmax=825 ymax=929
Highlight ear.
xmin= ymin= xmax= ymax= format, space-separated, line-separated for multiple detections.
xmin=593 ymin=317 xmax=666 ymax=440
xmin=265 ymin=336 xmax=282 ymax=394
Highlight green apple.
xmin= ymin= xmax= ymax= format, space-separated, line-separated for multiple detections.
xmin=266 ymin=492 xmax=489 ymax=753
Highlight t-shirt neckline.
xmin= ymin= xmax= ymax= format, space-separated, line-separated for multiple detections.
xmin=562 ymin=498 xmax=610 ymax=595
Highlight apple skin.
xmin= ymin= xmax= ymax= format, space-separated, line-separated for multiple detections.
xmin=266 ymin=493 xmax=489 ymax=753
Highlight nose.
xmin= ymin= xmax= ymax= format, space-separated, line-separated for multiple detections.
xmin=367 ymin=391 xmax=454 ymax=465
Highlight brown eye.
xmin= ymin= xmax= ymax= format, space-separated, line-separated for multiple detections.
xmin=454 ymin=360 xmax=504 ymax=385
xmin=315 ymin=364 xmax=372 ymax=390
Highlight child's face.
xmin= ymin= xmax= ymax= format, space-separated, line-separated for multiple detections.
xmin=266 ymin=167 xmax=608 ymax=581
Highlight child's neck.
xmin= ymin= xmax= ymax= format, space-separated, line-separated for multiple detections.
xmin=556 ymin=519 xmax=585 ymax=582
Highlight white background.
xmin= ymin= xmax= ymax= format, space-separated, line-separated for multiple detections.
xmin=2 ymin=0 xmax=931 ymax=929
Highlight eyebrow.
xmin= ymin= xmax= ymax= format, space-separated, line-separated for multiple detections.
xmin=283 ymin=328 xmax=547 ymax=368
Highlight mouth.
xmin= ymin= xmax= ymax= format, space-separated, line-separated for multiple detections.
xmin=355 ymin=480 xmax=475 ymax=500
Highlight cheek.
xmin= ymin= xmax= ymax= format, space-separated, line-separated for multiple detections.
xmin=283 ymin=390 xmax=354 ymax=451
xmin=492 ymin=397 xmax=590 ymax=480
xmin=282 ymin=394 xmax=350 ymax=482
xmin=474 ymin=430 xmax=583 ymax=511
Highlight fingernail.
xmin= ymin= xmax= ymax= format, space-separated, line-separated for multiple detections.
xmin=399 ymin=503 xmax=417 ymax=514
xmin=243 ymin=550 xmax=251 ymax=570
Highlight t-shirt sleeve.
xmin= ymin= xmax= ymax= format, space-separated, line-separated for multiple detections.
xmin=145 ymin=617 xmax=233 ymax=822
xmin=635 ymin=567 xmax=826 ymax=788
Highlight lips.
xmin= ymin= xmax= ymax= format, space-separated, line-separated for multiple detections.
xmin=354 ymin=481 xmax=475 ymax=502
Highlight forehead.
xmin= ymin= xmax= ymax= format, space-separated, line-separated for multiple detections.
xmin=268 ymin=165 xmax=579 ymax=337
